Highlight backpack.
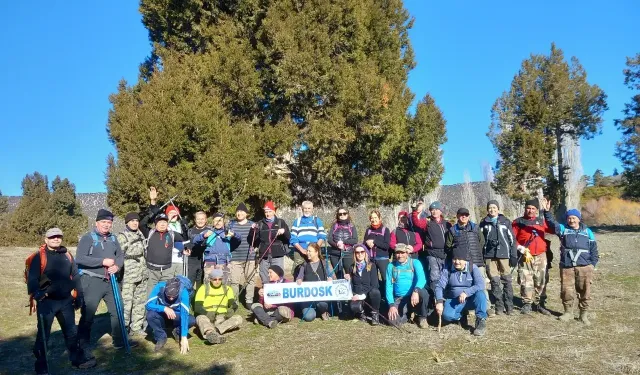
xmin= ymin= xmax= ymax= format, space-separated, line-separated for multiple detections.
xmin=390 ymin=259 xmax=415 ymax=284
xmin=24 ymin=244 xmax=77 ymax=315
xmin=366 ymin=226 xmax=387 ymax=238
xmin=175 ymin=274 xmax=195 ymax=300
xmin=332 ymin=222 xmax=354 ymax=238
xmin=295 ymin=216 xmax=321 ymax=231
xmin=89 ymin=231 xmax=118 ymax=256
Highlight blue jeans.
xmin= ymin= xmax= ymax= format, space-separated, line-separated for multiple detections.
xmin=146 ymin=309 xmax=196 ymax=342
xmin=442 ymin=291 xmax=488 ymax=321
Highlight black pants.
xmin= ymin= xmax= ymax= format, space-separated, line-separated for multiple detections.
xmin=350 ymin=289 xmax=382 ymax=315
xmin=186 ymin=257 xmax=203 ymax=287
xmin=78 ymin=275 xmax=122 ymax=347
xmin=389 ymin=288 xmax=431 ymax=326
xmin=33 ymin=297 xmax=82 ymax=373
xmin=329 ymin=252 xmax=354 ymax=279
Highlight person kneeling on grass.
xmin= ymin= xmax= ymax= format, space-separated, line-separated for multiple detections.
xmin=252 ymin=265 xmax=295 ymax=328
xmin=435 ymin=247 xmax=488 ymax=336
xmin=344 ymin=244 xmax=381 ymax=325
xmin=385 ymin=243 xmax=430 ymax=328
xmin=194 ymin=269 xmax=243 ymax=344
xmin=146 ymin=277 xmax=195 ymax=354
xmin=296 ymin=243 xmax=332 ymax=321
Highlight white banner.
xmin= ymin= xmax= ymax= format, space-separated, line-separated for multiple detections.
xmin=264 ymin=279 xmax=353 ymax=304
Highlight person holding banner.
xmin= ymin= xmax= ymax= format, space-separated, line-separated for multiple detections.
xmin=296 ymin=243 xmax=332 ymax=321
xmin=385 ymin=243 xmax=430 ymax=328
xmin=344 ymin=244 xmax=381 ymax=325
xmin=251 ymin=265 xmax=294 ymax=328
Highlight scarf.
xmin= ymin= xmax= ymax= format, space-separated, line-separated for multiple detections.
xmin=355 ymin=260 xmax=366 ymax=274
xmin=265 ymin=217 xmax=275 ymax=223
xmin=371 ymin=222 xmax=382 ymax=230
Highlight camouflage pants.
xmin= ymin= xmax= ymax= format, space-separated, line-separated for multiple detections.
xmin=518 ymin=252 xmax=547 ymax=305
xmin=122 ymin=276 xmax=147 ymax=332
xmin=560 ymin=265 xmax=594 ymax=311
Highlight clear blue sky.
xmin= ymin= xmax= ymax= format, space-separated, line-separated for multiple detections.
xmin=0 ymin=0 xmax=637 ymax=196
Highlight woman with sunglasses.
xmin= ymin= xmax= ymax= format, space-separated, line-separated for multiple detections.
xmin=327 ymin=207 xmax=358 ymax=279
xmin=296 ymin=243 xmax=332 ymax=321
xmin=363 ymin=210 xmax=391 ymax=300
xmin=344 ymin=244 xmax=381 ymax=325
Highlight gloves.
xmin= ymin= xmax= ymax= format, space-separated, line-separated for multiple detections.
xmin=517 ymin=245 xmax=526 ymax=254
xmin=230 ymin=301 xmax=239 ymax=312
xmin=509 ymin=256 xmax=517 ymax=268
xmin=73 ymin=295 xmax=84 ymax=310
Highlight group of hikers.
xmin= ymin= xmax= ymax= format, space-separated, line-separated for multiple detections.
xmin=27 ymin=187 xmax=599 ymax=374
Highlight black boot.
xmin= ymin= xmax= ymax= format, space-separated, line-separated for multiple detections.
xmin=502 ymin=275 xmax=514 ymax=315
xmin=521 ymin=303 xmax=532 ymax=315
xmin=370 ymin=312 xmax=380 ymax=326
xmin=474 ymin=318 xmax=487 ymax=336
xmin=490 ymin=277 xmax=503 ymax=315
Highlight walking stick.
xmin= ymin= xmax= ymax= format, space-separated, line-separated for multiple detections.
xmin=238 ymin=232 xmax=280 ymax=298
xmin=361 ymin=300 xmax=410 ymax=334
xmin=38 ymin=311 xmax=52 ymax=374
xmin=110 ymin=273 xmax=131 ymax=354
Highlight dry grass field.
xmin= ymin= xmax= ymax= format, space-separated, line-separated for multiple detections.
xmin=1 ymin=229 xmax=639 ymax=374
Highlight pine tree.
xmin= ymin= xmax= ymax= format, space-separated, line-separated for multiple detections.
xmin=0 ymin=190 xmax=7 ymax=214
xmin=613 ymin=167 xmax=619 ymax=176
xmin=107 ymin=0 xmax=447 ymax=213
xmin=488 ymin=43 xmax=608 ymax=208
xmin=592 ymin=169 xmax=605 ymax=187
xmin=615 ymin=53 xmax=640 ymax=199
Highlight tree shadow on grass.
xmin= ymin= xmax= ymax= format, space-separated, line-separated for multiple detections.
xmin=0 ymin=313 xmax=233 ymax=375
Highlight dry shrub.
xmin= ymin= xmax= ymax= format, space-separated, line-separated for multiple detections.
xmin=582 ymin=198 xmax=640 ymax=226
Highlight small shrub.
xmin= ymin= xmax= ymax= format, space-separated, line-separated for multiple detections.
xmin=581 ymin=198 xmax=640 ymax=226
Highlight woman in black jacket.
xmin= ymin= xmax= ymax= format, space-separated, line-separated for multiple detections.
xmin=296 ymin=243 xmax=331 ymax=321
xmin=345 ymin=244 xmax=380 ymax=325
xmin=327 ymin=207 xmax=358 ymax=279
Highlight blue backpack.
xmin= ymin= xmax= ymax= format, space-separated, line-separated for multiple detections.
xmin=175 ymin=275 xmax=195 ymax=299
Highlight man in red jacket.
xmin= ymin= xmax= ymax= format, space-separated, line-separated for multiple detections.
xmin=512 ymin=198 xmax=554 ymax=315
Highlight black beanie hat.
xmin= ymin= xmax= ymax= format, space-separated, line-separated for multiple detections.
xmin=269 ymin=265 xmax=285 ymax=278
xmin=96 ymin=208 xmax=114 ymax=222
xmin=487 ymin=200 xmax=500 ymax=210
xmin=525 ymin=198 xmax=540 ymax=210
xmin=452 ymin=247 xmax=469 ymax=260
xmin=125 ymin=212 xmax=140 ymax=224
xmin=164 ymin=278 xmax=181 ymax=299
xmin=236 ymin=202 xmax=249 ymax=213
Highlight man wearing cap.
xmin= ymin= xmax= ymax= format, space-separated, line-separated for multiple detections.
xmin=435 ymin=246 xmax=488 ymax=336
xmin=542 ymin=201 xmax=598 ymax=325
xmin=251 ymin=265 xmax=294 ymax=328
xmin=290 ymin=201 xmax=327 ymax=277
xmin=228 ymin=203 xmax=256 ymax=307
xmin=28 ymin=228 xmax=96 ymax=373
xmin=194 ymin=269 xmax=243 ymax=344
xmin=385 ymin=243 xmax=430 ymax=328
xmin=192 ymin=212 xmax=240 ymax=278
xmin=413 ymin=201 xmax=452 ymax=295
xmin=390 ymin=211 xmax=423 ymax=259
xmin=146 ymin=277 xmax=195 ymax=354
xmin=479 ymin=200 xmax=517 ymax=315
xmin=116 ymin=212 xmax=150 ymax=336
xmin=446 ymin=208 xmax=489 ymax=306
xmin=512 ymin=198 xmax=554 ymax=315
xmin=146 ymin=212 xmax=187 ymax=297
xmin=248 ymin=201 xmax=291 ymax=284
xmin=76 ymin=209 xmax=132 ymax=350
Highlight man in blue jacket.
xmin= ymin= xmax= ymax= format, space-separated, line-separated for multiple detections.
xmin=146 ymin=277 xmax=195 ymax=354
xmin=435 ymin=246 xmax=488 ymax=336
xmin=385 ymin=243 xmax=430 ymax=328
xmin=542 ymin=200 xmax=598 ymax=325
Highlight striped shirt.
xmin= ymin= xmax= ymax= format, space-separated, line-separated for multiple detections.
xmin=290 ymin=215 xmax=327 ymax=249
xmin=229 ymin=220 xmax=254 ymax=262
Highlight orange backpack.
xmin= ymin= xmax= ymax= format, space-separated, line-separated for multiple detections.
xmin=24 ymin=245 xmax=77 ymax=315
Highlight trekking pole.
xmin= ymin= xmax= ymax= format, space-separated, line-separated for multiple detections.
xmin=322 ymin=244 xmax=334 ymax=317
xmin=510 ymin=231 xmax=538 ymax=275
xmin=238 ymin=234 xmax=279 ymax=298
xmin=157 ymin=194 xmax=179 ymax=212
xmin=37 ymin=311 xmax=52 ymax=374
xmin=110 ymin=273 xmax=131 ymax=354
xmin=361 ymin=300 xmax=410 ymax=334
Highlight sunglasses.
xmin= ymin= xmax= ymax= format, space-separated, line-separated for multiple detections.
xmin=211 ymin=278 xmax=223 ymax=282
xmin=338 ymin=212 xmax=349 ymax=216
xmin=354 ymin=250 xmax=366 ymax=254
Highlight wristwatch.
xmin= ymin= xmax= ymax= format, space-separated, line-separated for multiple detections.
xmin=413 ymin=288 xmax=420 ymax=294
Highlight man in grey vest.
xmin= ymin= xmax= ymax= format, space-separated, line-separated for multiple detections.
xmin=77 ymin=209 xmax=136 ymax=351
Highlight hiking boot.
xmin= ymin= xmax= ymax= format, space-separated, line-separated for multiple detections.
xmin=579 ymin=310 xmax=591 ymax=326
xmin=559 ymin=306 xmax=574 ymax=322
xmin=487 ymin=308 xmax=495 ymax=317
xmin=205 ymin=331 xmax=226 ymax=345
xmin=321 ymin=312 xmax=330 ymax=321
xmin=113 ymin=339 xmax=139 ymax=350
xmin=460 ymin=314 xmax=469 ymax=328
xmin=495 ymin=307 xmax=505 ymax=316
xmin=131 ymin=329 xmax=147 ymax=337
xmin=172 ymin=328 xmax=180 ymax=343
xmin=267 ymin=320 xmax=279 ymax=329
xmin=521 ymin=303 xmax=532 ymax=315
xmin=154 ymin=338 xmax=167 ymax=352
xmin=370 ymin=312 xmax=380 ymax=326
xmin=473 ymin=318 xmax=487 ymax=336
xmin=417 ymin=317 xmax=428 ymax=329
xmin=505 ymin=307 xmax=514 ymax=315
xmin=535 ymin=304 xmax=552 ymax=316
xmin=72 ymin=349 xmax=97 ymax=369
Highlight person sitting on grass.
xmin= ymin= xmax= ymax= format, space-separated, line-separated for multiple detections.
xmin=435 ymin=247 xmax=488 ymax=336
xmin=542 ymin=200 xmax=598 ymax=325
xmin=296 ymin=243 xmax=332 ymax=321
xmin=385 ymin=243 xmax=430 ymax=328
xmin=146 ymin=277 xmax=195 ymax=354
xmin=194 ymin=269 xmax=243 ymax=345
xmin=251 ymin=265 xmax=295 ymax=328
xmin=344 ymin=244 xmax=381 ymax=325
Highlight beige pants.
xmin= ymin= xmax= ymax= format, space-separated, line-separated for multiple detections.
xmin=228 ymin=261 xmax=256 ymax=305
xmin=486 ymin=258 xmax=510 ymax=278
xmin=196 ymin=314 xmax=243 ymax=335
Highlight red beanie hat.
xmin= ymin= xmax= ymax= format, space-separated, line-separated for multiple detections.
xmin=166 ymin=205 xmax=180 ymax=217
xmin=263 ymin=201 xmax=276 ymax=212
xmin=398 ymin=210 xmax=409 ymax=218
